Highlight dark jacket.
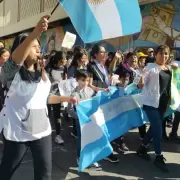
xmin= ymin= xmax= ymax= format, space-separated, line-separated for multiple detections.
xmin=87 ymin=62 xmax=108 ymax=88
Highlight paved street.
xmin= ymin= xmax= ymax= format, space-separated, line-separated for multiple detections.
xmin=0 ymin=120 xmax=180 ymax=180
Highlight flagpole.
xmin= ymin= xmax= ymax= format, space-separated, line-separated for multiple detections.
xmin=50 ymin=2 xmax=60 ymax=16
xmin=47 ymin=2 xmax=60 ymax=26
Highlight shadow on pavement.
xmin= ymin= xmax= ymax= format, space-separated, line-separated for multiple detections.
xmin=99 ymin=152 xmax=180 ymax=180
xmin=120 ymin=131 xmax=180 ymax=154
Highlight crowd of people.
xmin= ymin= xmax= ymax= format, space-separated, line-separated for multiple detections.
xmin=0 ymin=16 xmax=179 ymax=180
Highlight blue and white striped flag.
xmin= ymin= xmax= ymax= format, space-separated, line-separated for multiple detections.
xmin=76 ymin=74 xmax=180 ymax=171
xmin=59 ymin=0 xmax=142 ymax=43
xmin=76 ymin=86 xmax=148 ymax=171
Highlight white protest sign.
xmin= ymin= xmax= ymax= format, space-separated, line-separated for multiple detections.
xmin=61 ymin=32 xmax=76 ymax=49
xmin=58 ymin=78 xmax=77 ymax=107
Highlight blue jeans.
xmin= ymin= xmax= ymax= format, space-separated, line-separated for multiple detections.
xmin=142 ymin=105 xmax=164 ymax=155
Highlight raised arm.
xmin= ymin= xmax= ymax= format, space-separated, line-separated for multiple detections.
xmin=12 ymin=15 xmax=49 ymax=65
xmin=109 ymin=51 xmax=122 ymax=73
xmin=47 ymin=95 xmax=78 ymax=105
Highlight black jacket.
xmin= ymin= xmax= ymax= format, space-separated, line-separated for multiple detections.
xmin=87 ymin=62 xmax=108 ymax=88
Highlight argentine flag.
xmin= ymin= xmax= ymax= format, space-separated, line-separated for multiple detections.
xmin=76 ymin=84 xmax=177 ymax=172
xmin=76 ymin=86 xmax=148 ymax=171
xmin=59 ymin=0 xmax=142 ymax=43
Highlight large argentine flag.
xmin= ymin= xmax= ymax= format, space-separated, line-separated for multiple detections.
xmin=59 ymin=0 xmax=142 ymax=43
xmin=76 ymin=84 xmax=177 ymax=172
xmin=76 ymin=86 xmax=148 ymax=171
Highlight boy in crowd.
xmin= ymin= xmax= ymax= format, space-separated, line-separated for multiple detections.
xmin=116 ymin=72 xmax=130 ymax=88
xmin=67 ymin=69 xmax=102 ymax=171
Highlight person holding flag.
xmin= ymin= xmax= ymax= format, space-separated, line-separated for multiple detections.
xmin=0 ymin=16 xmax=77 ymax=180
xmin=88 ymin=44 xmax=119 ymax=163
xmin=137 ymin=45 xmax=173 ymax=172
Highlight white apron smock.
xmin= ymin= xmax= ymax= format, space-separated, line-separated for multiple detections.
xmin=0 ymin=72 xmax=52 ymax=142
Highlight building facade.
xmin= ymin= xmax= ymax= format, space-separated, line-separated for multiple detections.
xmin=2 ymin=0 xmax=174 ymax=54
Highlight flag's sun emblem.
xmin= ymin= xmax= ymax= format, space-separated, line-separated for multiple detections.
xmin=88 ymin=0 xmax=105 ymax=5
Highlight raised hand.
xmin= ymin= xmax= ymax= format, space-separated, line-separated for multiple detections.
xmin=115 ymin=50 xmax=122 ymax=59
xmin=32 ymin=15 xmax=50 ymax=37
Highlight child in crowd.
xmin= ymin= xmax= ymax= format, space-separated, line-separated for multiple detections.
xmin=46 ymin=51 xmax=68 ymax=144
xmin=113 ymin=72 xmax=130 ymax=153
xmin=67 ymin=70 xmax=102 ymax=171
xmin=116 ymin=72 xmax=130 ymax=88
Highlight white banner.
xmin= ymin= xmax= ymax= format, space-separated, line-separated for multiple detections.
xmin=61 ymin=32 xmax=76 ymax=49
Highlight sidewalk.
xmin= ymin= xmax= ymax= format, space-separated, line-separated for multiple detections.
xmin=0 ymin=121 xmax=180 ymax=180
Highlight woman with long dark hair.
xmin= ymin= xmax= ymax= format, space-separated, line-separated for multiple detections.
xmin=68 ymin=47 xmax=88 ymax=78
xmin=46 ymin=51 xmax=67 ymax=144
xmin=0 ymin=16 xmax=77 ymax=180
xmin=68 ymin=47 xmax=88 ymax=138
